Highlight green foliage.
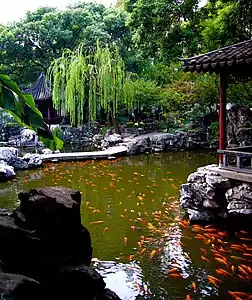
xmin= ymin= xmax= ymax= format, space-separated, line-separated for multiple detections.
xmin=209 ymin=121 xmax=219 ymax=139
xmin=0 ymin=74 xmax=62 ymax=150
xmin=0 ymin=3 xmax=132 ymax=84
xmin=48 ymin=43 xmax=135 ymax=126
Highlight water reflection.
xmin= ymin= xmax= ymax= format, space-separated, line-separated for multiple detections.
xmin=92 ymin=259 xmax=149 ymax=300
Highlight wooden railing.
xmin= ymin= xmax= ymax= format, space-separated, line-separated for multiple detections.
xmin=218 ymin=146 xmax=252 ymax=173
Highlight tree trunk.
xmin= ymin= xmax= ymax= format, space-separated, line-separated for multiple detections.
xmin=110 ymin=102 xmax=121 ymax=135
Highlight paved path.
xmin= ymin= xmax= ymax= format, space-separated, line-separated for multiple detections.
xmin=42 ymin=146 xmax=128 ymax=162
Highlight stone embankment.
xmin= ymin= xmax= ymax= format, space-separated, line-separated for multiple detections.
xmin=180 ymin=164 xmax=252 ymax=222
xmin=0 ymin=147 xmax=42 ymax=180
xmin=0 ymin=187 xmax=120 ymax=300
xmin=93 ymin=131 xmax=208 ymax=155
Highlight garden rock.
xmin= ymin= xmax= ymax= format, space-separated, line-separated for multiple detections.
xmin=0 ymin=147 xmax=18 ymax=164
xmin=180 ymin=165 xmax=230 ymax=222
xmin=42 ymin=148 xmax=53 ymax=155
xmin=0 ymin=163 xmax=15 ymax=180
xmin=0 ymin=272 xmax=41 ymax=300
xmin=20 ymin=128 xmax=42 ymax=147
xmin=104 ymin=133 xmax=122 ymax=145
xmin=226 ymin=184 xmax=252 ymax=215
xmin=0 ymin=187 xmax=120 ymax=300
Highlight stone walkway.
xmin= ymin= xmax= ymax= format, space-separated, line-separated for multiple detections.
xmin=42 ymin=146 xmax=128 ymax=162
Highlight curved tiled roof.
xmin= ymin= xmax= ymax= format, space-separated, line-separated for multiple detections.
xmin=182 ymin=40 xmax=252 ymax=74
xmin=22 ymin=73 xmax=51 ymax=101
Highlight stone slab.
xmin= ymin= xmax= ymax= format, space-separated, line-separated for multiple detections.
xmin=42 ymin=146 xmax=128 ymax=162
xmin=207 ymin=165 xmax=252 ymax=184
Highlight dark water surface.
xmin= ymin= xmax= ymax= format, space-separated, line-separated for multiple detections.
xmin=0 ymin=151 xmax=252 ymax=300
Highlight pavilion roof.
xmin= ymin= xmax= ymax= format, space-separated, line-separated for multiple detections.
xmin=182 ymin=39 xmax=252 ymax=75
xmin=22 ymin=72 xmax=51 ymax=101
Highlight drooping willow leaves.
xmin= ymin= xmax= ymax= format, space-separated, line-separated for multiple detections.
xmin=48 ymin=43 xmax=135 ymax=126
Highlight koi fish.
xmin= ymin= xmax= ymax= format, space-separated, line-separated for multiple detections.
xmin=238 ymin=266 xmax=249 ymax=276
xmin=103 ymin=227 xmax=108 ymax=232
xmin=216 ymin=268 xmax=232 ymax=276
xmin=124 ymin=237 xmax=128 ymax=245
xmin=214 ymin=257 xmax=229 ymax=266
xmin=168 ymin=268 xmax=178 ymax=274
xmin=140 ymin=248 xmax=147 ymax=255
xmin=149 ymin=250 xmax=156 ymax=259
xmin=231 ymin=255 xmax=249 ymax=262
xmin=240 ymin=237 xmax=252 ymax=241
xmin=169 ymin=273 xmax=181 ymax=278
xmin=192 ymin=281 xmax=197 ymax=290
xmin=229 ymin=291 xmax=251 ymax=298
xmin=129 ymin=255 xmax=134 ymax=261
xmin=185 ymin=295 xmax=191 ymax=300
xmin=201 ymin=256 xmax=210 ymax=262
xmin=208 ymin=275 xmax=222 ymax=283
xmin=89 ymin=220 xmax=104 ymax=225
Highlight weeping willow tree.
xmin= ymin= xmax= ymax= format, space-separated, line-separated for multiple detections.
xmin=48 ymin=43 xmax=135 ymax=132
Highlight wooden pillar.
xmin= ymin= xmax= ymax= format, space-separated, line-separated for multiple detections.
xmin=219 ymin=71 xmax=228 ymax=165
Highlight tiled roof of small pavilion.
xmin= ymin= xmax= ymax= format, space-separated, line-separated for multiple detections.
xmin=22 ymin=73 xmax=52 ymax=101
xmin=182 ymin=40 xmax=252 ymax=75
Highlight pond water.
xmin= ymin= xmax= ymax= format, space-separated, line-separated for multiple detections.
xmin=0 ymin=151 xmax=252 ymax=300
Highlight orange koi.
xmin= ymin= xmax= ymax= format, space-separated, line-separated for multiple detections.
xmin=216 ymin=268 xmax=232 ymax=276
xmin=89 ymin=220 xmax=104 ymax=225
xmin=243 ymin=253 xmax=252 ymax=257
xmin=169 ymin=273 xmax=182 ymax=278
xmin=208 ymin=277 xmax=219 ymax=287
xmin=168 ymin=268 xmax=178 ymax=274
xmin=103 ymin=227 xmax=109 ymax=232
xmin=185 ymin=295 xmax=191 ymax=300
xmin=231 ymin=292 xmax=250 ymax=298
xmin=149 ymin=250 xmax=156 ymax=259
xmin=140 ymin=248 xmax=147 ymax=255
xmin=214 ymin=257 xmax=229 ymax=266
xmin=192 ymin=281 xmax=197 ymax=290
xmin=129 ymin=255 xmax=134 ymax=261
xmin=201 ymin=256 xmax=210 ymax=262
xmin=231 ymin=255 xmax=249 ymax=262
xmin=208 ymin=275 xmax=222 ymax=283
xmin=238 ymin=266 xmax=249 ymax=276
xmin=240 ymin=237 xmax=252 ymax=241
xmin=218 ymin=231 xmax=228 ymax=237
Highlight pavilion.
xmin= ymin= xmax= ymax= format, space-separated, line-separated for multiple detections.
xmin=22 ymin=73 xmax=58 ymax=125
xmin=182 ymin=39 xmax=252 ymax=180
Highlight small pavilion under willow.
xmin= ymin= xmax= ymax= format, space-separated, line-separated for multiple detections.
xmin=22 ymin=73 xmax=58 ymax=125
xmin=182 ymin=39 xmax=252 ymax=180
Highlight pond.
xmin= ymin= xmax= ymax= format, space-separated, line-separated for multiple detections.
xmin=0 ymin=151 xmax=252 ymax=299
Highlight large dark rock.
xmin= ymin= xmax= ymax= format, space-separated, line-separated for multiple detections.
xmin=0 ymin=187 xmax=120 ymax=299
xmin=0 ymin=273 xmax=41 ymax=300
xmin=14 ymin=187 xmax=82 ymax=231
xmin=0 ymin=187 xmax=92 ymax=280
xmin=52 ymin=264 xmax=106 ymax=299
